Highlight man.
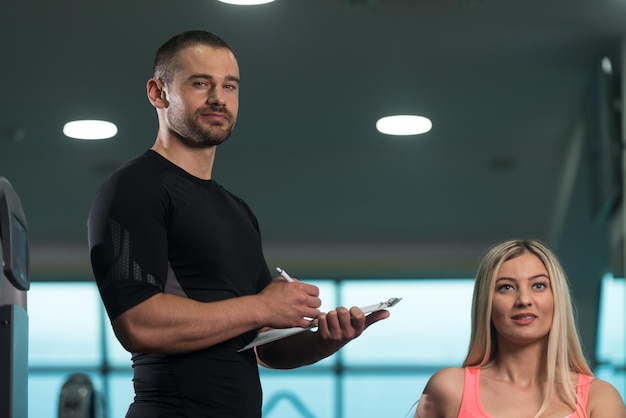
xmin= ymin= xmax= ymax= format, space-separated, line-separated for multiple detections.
xmin=87 ymin=30 xmax=389 ymax=417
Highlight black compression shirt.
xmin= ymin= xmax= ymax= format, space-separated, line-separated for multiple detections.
xmin=88 ymin=150 xmax=272 ymax=418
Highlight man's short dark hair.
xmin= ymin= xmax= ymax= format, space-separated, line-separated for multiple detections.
xmin=153 ymin=30 xmax=235 ymax=85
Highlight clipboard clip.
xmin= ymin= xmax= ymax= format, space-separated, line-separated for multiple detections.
xmin=379 ymin=297 xmax=402 ymax=309
xmin=360 ymin=297 xmax=402 ymax=314
xmin=382 ymin=298 xmax=402 ymax=308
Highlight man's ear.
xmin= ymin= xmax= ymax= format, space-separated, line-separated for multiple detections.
xmin=147 ymin=78 xmax=169 ymax=108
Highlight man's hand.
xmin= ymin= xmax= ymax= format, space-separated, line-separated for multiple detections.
xmin=257 ymin=276 xmax=322 ymax=329
xmin=313 ymin=306 xmax=390 ymax=357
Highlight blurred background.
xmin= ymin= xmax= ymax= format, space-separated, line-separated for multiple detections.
xmin=1 ymin=0 xmax=625 ymax=416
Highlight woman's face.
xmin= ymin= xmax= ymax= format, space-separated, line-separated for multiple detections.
xmin=491 ymin=252 xmax=554 ymax=346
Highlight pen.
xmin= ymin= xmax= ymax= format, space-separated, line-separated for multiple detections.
xmin=276 ymin=267 xmax=294 ymax=282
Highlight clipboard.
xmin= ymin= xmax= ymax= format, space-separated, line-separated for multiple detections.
xmin=238 ymin=297 xmax=402 ymax=351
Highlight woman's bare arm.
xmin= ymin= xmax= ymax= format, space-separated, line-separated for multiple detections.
xmin=587 ymin=379 xmax=626 ymax=418
xmin=414 ymin=367 xmax=465 ymax=418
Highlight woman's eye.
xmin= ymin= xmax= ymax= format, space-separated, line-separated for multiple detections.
xmin=498 ymin=284 xmax=514 ymax=291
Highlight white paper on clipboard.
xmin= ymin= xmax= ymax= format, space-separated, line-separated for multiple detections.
xmin=238 ymin=297 xmax=402 ymax=351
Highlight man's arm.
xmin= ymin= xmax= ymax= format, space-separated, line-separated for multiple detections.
xmin=112 ymin=278 xmax=322 ymax=354
xmin=255 ymin=306 xmax=389 ymax=369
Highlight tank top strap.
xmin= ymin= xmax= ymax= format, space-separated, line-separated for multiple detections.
xmin=458 ymin=367 xmax=492 ymax=418
xmin=572 ymin=373 xmax=593 ymax=418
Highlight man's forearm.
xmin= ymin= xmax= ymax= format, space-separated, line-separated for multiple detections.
xmin=256 ymin=330 xmax=342 ymax=369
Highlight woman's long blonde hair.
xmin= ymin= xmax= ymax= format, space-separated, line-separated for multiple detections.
xmin=463 ymin=240 xmax=593 ymax=417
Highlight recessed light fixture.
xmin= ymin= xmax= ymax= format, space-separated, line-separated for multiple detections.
xmin=376 ymin=115 xmax=432 ymax=136
xmin=601 ymin=56 xmax=613 ymax=75
xmin=217 ymin=0 xmax=275 ymax=4
xmin=63 ymin=120 xmax=118 ymax=140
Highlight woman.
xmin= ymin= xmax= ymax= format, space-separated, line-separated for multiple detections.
xmin=415 ymin=240 xmax=625 ymax=418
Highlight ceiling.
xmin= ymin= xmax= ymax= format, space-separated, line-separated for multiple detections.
xmin=2 ymin=0 xmax=626 ymax=284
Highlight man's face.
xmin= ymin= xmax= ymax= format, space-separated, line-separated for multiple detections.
xmin=163 ymin=45 xmax=240 ymax=147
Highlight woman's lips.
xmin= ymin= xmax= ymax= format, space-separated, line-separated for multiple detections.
xmin=511 ymin=313 xmax=537 ymax=325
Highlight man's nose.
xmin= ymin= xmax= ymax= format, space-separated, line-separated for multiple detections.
xmin=207 ymin=87 xmax=226 ymax=106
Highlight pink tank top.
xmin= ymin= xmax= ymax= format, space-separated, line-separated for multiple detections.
xmin=458 ymin=367 xmax=593 ymax=418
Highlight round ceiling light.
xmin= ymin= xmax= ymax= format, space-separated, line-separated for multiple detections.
xmin=63 ymin=120 xmax=118 ymax=140
xmin=376 ymin=115 xmax=432 ymax=136
xmin=218 ymin=0 xmax=275 ymax=4
xmin=601 ymin=56 xmax=613 ymax=75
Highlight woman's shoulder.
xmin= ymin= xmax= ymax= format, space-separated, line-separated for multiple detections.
xmin=428 ymin=366 xmax=466 ymax=387
xmin=587 ymin=377 xmax=626 ymax=418
xmin=417 ymin=367 xmax=466 ymax=417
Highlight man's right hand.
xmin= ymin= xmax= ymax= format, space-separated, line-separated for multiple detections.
xmin=257 ymin=277 xmax=321 ymax=329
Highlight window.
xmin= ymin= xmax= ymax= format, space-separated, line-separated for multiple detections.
xmin=595 ymin=274 xmax=625 ymax=398
xmin=26 ymin=276 xmax=625 ymax=418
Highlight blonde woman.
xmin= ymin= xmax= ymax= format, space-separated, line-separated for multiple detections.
xmin=415 ymin=240 xmax=625 ymax=418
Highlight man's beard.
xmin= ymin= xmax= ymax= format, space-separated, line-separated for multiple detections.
xmin=168 ymin=106 xmax=235 ymax=148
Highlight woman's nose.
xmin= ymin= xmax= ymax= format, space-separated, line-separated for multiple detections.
xmin=515 ymin=289 xmax=533 ymax=306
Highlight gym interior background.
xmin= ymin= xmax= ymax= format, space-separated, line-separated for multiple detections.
xmin=2 ymin=1 xmax=626 ymax=417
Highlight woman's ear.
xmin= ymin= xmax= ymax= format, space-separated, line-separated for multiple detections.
xmin=147 ymin=78 xmax=168 ymax=109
